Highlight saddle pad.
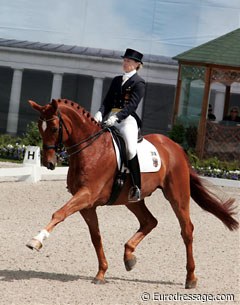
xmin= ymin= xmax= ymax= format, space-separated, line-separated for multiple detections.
xmin=112 ymin=137 xmax=161 ymax=173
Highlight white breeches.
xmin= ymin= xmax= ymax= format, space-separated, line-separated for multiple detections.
xmin=113 ymin=115 xmax=138 ymax=160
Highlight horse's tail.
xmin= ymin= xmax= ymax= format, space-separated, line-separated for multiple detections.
xmin=189 ymin=167 xmax=239 ymax=231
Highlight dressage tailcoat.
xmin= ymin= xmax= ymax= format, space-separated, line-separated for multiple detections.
xmin=99 ymin=73 xmax=145 ymax=126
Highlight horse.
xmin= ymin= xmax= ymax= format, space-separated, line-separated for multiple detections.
xmin=26 ymin=98 xmax=239 ymax=289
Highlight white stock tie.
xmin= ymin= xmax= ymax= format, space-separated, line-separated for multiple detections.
xmin=122 ymin=74 xmax=129 ymax=85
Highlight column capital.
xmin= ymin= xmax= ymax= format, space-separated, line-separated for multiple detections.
xmin=10 ymin=67 xmax=24 ymax=72
xmin=92 ymin=75 xmax=105 ymax=80
xmin=51 ymin=71 xmax=64 ymax=75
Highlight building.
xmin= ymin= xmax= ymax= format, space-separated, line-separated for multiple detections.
xmin=0 ymin=38 xmax=178 ymax=136
xmin=173 ymin=28 xmax=240 ymax=160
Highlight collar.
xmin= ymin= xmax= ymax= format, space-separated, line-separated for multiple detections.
xmin=123 ymin=69 xmax=136 ymax=79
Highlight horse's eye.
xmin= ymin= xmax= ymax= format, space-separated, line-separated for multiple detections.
xmin=52 ymin=127 xmax=58 ymax=133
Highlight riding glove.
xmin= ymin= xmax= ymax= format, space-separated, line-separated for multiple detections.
xmin=104 ymin=115 xmax=118 ymax=126
xmin=94 ymin=111 xmax=102 ymax=123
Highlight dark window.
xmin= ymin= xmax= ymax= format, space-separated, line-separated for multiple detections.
xmin=61 ymin=74 xmax=93 ymax=111
xmin=142 ymin=83 xmax=175 ymax=135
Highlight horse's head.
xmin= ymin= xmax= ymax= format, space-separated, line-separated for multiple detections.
xmin=29 ymin=99 xmax=71 ymax=170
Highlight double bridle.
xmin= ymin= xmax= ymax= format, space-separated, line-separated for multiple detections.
xmin=40 ymin=110 xmax=106 ymax=157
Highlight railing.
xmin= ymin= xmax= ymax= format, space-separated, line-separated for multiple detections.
xmin=204 ymin=121 xmax=240 ymax=161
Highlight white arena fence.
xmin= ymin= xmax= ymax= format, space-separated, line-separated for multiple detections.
xmin=0 ymin=146 xmax=68 ymax=182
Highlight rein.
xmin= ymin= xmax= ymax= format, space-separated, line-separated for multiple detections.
xmin=40 ymin=110 xmax=106 ymax=157
xmin=65 ymin=129 xmax=106 ymax=157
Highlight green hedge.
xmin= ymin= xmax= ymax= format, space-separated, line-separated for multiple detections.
xmin=0 ymin=122 xmax=41 ymax=161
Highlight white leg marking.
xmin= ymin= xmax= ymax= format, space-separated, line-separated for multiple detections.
xmin=34 ymin=229 xmax=50 ymax=243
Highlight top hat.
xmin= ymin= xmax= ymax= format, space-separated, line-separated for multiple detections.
xmin=121 ymin=48 xmax=143 ymax=64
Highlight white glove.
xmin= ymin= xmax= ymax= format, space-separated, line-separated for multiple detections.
xmin=94 ymin=111 xmax=102 ymax=123
xmin=104 ymin=115 xmax=118 ymax=127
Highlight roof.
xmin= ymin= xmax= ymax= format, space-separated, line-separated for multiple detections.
xmin=173 ymin=28 xmax=240 ymax=68
xmin=0 ymin=38 xmax=176 ymax=66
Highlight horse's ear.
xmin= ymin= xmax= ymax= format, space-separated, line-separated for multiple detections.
xmin=51 ymin=99 xmax=59 ymax=111
xmin=28 ymin=100 xmax=43 ymax=112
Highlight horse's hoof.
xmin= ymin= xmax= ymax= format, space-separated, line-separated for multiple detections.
xmin=92 ymin=277 xmax=106 ymax=285
xmin=185 ymin=278 xmax=198 ymax=289
xmin=124 ymin=255 xmax=137 ymax=271
xmin=26 ymin=239 xmax=42 ymax=251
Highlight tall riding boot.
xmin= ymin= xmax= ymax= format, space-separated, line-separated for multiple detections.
xmin=128 ymin=155 xmax=141 ymax=202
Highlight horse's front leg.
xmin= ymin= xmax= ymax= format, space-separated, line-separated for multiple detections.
xmin=26 ymin=186 xmax=91 ymax=251
xmin=80 ymin=208 xmax=108 ymax=284
xmin=124 ymin=201 xmax=158 ymax=271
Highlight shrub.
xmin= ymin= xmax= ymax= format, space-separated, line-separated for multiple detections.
xmin=168 ymin=124 xmax=185 ymax=144
xmin=21 ymin=122 xmax=42 ymax=146
xmin=0 ymin=121 xmax=41 ymax=161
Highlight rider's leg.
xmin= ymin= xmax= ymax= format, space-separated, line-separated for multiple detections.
xmin=117 ymin=116 xmax=141 ymax=202
xmin=128 ymin=154 xmax=141 ymax=202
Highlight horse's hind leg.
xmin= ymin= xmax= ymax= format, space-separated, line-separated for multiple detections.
xmin=124 ymin=200 xmax=158 ymax=271
xmin=80 ymin=208 xmax=108 ymax=284
xmin=163 ymin=178 xmax=197 ymax=289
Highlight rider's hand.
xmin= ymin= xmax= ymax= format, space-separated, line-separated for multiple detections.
xmin=104 ymin=115 xmax=118 ymax=127
xmin=94 ymin=111 xmax=102 ymax=123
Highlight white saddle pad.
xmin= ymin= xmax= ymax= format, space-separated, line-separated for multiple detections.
xmin=112 ymin=137 xmax=161 ymax=173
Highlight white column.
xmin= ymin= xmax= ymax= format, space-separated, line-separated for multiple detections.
xmin=51 ymin=73 xmax=63 ymax=99
xmin=90 ymin=77 xmax=104 ymax=115
xmin=7 ymin=69 xmax=23 ymax=134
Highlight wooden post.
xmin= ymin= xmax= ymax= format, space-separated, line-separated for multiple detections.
xmin=172 ymin=63 xmax=181 ymax=125
xmin=223 ymin=85 xmax=231 ymax=116
xmin=196 ymin=67 xmax=211 ymax=159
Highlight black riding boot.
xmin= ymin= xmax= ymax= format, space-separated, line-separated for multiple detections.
xmin=128 ymin=155 xmax=141 ymax=202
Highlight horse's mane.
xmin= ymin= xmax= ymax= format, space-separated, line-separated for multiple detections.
xmin=54 ymin=99 xmax=100 ymax=127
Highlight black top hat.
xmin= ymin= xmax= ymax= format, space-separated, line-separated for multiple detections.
xmin=121 ymin=48 xmax=143 ymax=64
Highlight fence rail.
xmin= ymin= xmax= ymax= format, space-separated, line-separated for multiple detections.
xmin=0 ymin=165 xmax=68 ymax=182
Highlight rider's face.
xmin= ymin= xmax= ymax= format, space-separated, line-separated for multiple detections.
xmin=122 ymin=58 xmax=139 ymax=73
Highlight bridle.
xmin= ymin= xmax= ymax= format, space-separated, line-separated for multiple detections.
xmin=40 ymin=111 xmax=70 ymax=153
xmin=39 ymin=110 xmax=106 ymax=157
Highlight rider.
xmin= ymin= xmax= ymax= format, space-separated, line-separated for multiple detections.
xmin=94 ymin=48 xmax=145 ymax=202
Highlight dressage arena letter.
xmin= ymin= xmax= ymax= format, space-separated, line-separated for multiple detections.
xmin=23 ymin=146 xmax=41 ymax=182
xmin=28 ymin=150 xmax=35 ymax=160
xmin=23 ymin=146 xmax=41 ymax=166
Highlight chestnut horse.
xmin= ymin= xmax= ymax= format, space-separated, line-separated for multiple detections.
xmin=27 ymin=99 xmax=238 ymax=289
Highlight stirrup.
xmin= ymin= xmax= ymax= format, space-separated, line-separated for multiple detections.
xmin=128 ymin=186 xmax=141 ymax=202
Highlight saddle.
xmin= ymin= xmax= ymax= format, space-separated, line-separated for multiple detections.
xmin=110 ymin=127 xmax=128 ymax=169
xmin=105 ymin=127 xmax=128 ymax=205
xmin=105 ymin=127 xmax=160 ymax=205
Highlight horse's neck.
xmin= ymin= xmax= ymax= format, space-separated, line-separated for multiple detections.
xmin=62 ymin=105 xmax=101 ymax=145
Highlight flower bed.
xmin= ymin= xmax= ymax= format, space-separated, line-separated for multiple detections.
xmin=0 ymin=144 xmax=26 ymax=161
xmin=194 ymin=166 xmax=240 ymax=181
xmin=188 ymin=153 xmax=240 ymax=181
